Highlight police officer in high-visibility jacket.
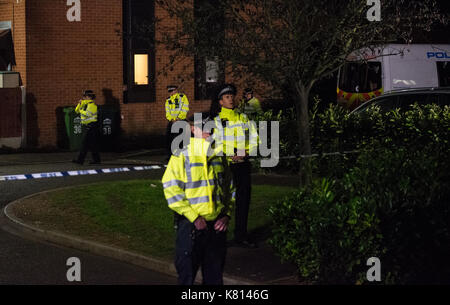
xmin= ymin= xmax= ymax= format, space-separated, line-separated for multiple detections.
xmin=239 ymin=88 xmax=262 ymax=119
xmin=162 ymin=112 xmax=234 ymax=285
xmin=211 ymin=84 xmax=258 ymax=248
xmin=72 ymin=90 xmax=101 ymax=165
xmin=165 ymin=85 xmax=190 ymax=159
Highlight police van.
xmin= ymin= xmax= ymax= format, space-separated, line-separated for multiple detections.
xmin=337 ymin=44 xmax=450 ymax=110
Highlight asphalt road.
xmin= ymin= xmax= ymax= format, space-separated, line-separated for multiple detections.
xmin=0 ymin=160 xmax=177 ymax=285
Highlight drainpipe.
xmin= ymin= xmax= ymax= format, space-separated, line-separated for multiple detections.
xmin=20 ymin=85 xmax=26 ymax=148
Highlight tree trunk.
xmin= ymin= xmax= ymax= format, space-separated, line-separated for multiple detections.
xmin=295 ymin=85 xmax=312 ymax=187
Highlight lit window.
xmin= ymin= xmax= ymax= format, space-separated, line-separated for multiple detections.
xmin=123 ymin=0 xmax=155 ymax=103
xmin=134 ymin=54 xmax=149 ymax=85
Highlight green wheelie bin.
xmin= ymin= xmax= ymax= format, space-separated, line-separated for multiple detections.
xmin=63 ymin=107 xmax=83 ymax=151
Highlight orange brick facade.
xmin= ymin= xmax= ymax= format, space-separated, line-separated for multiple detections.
xmin=1 ymin=0 xmax=215 ymax=148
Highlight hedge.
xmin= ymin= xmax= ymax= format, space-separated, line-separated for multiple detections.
xmin=269 ymin=104 xmax=450 ymax=284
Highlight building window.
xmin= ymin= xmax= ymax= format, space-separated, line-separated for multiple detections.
xmin=194 ymin=0 xmax=225 ymax=100
xmin=205 ymin=57 xmax=219 ymax=83
xmin=0 ymin=21 xmax=14 ymax=71
xmin=195 ymin=56 xmax=224 ymax=100
xmin=134 ymin=53 xmax=149 ymax=85
xmin=123 ymin=0 xmax=155 ymax=103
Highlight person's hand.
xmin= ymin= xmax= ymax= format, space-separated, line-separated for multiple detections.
xmin=232 ymin=149 xmax=247 ymax=162
xmin=214 ymin=216 xmax=230 ymax=232
xmin=231 ymin=155 xmax=245 ymax=162
xmin=194 ymin=216 xmax=207 ymax=230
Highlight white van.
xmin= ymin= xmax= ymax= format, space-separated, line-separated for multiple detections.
xmin=337 ymin=44 xmax=450 ymax=110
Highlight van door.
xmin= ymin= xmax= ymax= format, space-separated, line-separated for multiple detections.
xmin=389 ymin=60 xmax=437 ymax=89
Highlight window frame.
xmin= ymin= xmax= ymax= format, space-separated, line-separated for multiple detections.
xmin=194 ymin=56 xmax=225 ymax=100
xmin=193 ymin=0 xmax=225 ymax=100
xmin=123 ymin=0 xmax=156 ymax=103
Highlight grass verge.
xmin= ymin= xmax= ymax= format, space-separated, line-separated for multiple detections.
xmin=13 ymin=180 xmax=296 ymax=261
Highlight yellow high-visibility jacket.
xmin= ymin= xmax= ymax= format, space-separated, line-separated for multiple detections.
xmin=240 ymin=97 xmax=262 ymax=117
xmin=75 ymin=99 xmax=98 ymax=125
xmin=162 ymin=137 xmax=234 ymax=223
xmin=212 ymin=107 xmax=259 ymax=163
xmin=165 ymin=93 xmax=189 ymax=121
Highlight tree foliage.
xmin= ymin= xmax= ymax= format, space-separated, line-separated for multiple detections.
xmin=155 ymin=0 xmax=446 ymax=184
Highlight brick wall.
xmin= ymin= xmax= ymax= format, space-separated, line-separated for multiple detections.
xmin=24 ymin=0 xmax=123 ymax=146
xmin=6 ymin=0 xmax=244 ymax=148
xmin=23 ymin=0 xmax=213 ymax=147
xmin=121 ymin=3 xmax=211 ymax=138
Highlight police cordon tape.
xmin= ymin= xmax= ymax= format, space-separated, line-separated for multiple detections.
xmin=0 ymin=165 xmax=167 ymax=182
xmin=0 ymin=151 xmax=359 ymax=182
xmin=280 ymin=150 xmax=360 ymax=160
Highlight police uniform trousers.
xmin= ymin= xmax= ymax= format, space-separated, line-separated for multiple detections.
xmin=166 ymin=121 xmax=176 ymax=157
xmin=230 ymin=161 xmax=252 ymax=242
xmin=175 ymin=216 xmax=227 ymax=285
xmin=76 ymin=122 xmax=101 ymax=164
xmin=166 ymin=120 xmax=185 ymax=157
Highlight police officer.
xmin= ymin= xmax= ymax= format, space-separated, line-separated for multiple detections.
xmin=162 ymin=112 xmax=234 ymax=285
xmin=211 ymin=84 xmax=258 ymax=248
xmin=165 ymin=85 xmax=190 ymax=159
xmin=240 ymin=88 xmax=262 ymax=118
xmin=72 ymin=90 xmax=101 ymax=165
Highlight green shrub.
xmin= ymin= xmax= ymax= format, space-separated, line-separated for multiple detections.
xmin=269 ymin=177 xmax=383 ymax=284
xmin=269 ymin=104 xmax=450 ymax=283
xmin=270 ymin=138 xmax=450 ymax=284
xmin=353 ymin=143 xmax=450 ymax=284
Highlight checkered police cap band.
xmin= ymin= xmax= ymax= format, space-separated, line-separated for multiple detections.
xmin=83 ymin=90 xmax=95 ymax=99
xmin=218 ymin=86 xmax=236 ymax=99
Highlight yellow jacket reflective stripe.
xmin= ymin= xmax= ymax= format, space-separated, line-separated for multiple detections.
xmin=75 ymin=100 xmax=98 ymax=125
xmin=212 ymin=107 xmax=259 ymax=163
xmin=162 ymin=137 xmax=234 ymax=223
xmin=165 ymin=93 xmax=189 ymax=121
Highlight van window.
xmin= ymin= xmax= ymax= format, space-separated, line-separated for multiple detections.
xmin=437 ymin=62 xmax=450 ymax=87
xmin=339 ymin=62 xmax=382 ymax=93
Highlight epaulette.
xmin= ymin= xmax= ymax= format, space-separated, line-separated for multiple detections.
xmin=179 ymin=94 xmax=184 ymax=97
